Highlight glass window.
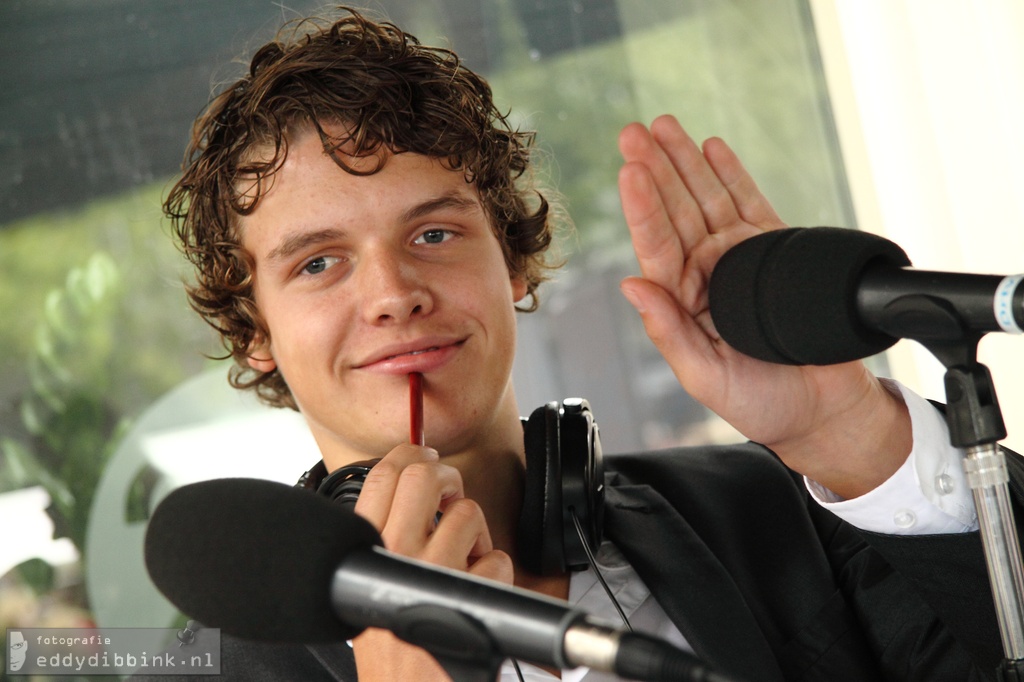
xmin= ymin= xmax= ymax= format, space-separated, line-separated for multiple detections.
xmin=0 ymin=0 xmax=853 ymax=644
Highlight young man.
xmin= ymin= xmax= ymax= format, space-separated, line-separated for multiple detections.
xmin=163 ymin=7 xmax=1014 ymax=681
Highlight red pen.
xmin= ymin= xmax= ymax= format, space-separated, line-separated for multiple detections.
xmin=409 ymin=372 xmax=424 ymax=446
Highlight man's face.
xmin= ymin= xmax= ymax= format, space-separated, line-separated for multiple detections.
xmin=8 ymin=632 xmax=26 ymax=670
xmin=240 ymin=127 xmax=527 ymax=465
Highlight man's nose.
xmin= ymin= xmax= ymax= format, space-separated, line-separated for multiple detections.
xmin=358 ymin=251 xmax=433 ymax=324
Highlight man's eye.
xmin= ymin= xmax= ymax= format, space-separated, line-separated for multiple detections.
xmin=302 ymin=255 xmax=340 ymax=275
xmin=415 ymin=229 xmax=451 ymax=245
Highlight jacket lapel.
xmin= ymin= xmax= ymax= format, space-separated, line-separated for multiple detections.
xmin=604 ymin=484 xmax=784 ymax=682
xmin=305 ymin=642 xmax=356 ymax=681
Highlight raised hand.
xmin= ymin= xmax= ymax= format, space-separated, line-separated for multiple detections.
xmin=617 ymin=115 xmax=910 ymax=498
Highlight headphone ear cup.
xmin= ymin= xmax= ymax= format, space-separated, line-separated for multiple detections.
xmin=558 ymin=399 xmax=603 ymax=571
xmin=314 ymin=458 xmax=381 ymax=512
xmin=517 ymin=402 xmax=564 ymax=576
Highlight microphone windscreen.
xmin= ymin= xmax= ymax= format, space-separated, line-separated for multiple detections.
xmin=144 ymin=477 xmax=381 ymax=642
xmin=708 ymin=227 xmax=911 ymax=365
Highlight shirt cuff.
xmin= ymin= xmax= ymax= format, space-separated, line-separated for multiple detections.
xmin=805 ymin=380 xmax=978 ymax=535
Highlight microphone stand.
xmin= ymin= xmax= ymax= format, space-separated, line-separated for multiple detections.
xmin=921 ymin=335 xmax=1024 ymax=680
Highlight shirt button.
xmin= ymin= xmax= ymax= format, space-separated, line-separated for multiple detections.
xmin=894 ymin=509 xmax=917 ymax=529
xmin=935 ymin=473 xmax=955 ymax=495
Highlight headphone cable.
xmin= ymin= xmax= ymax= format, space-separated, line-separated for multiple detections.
xmin=571 ymin=508 xmax=632 ymax=632
xmin=508 ymin=510 xmax=631 ymax=681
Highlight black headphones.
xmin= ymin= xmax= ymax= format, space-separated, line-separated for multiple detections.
xmin=297 ymin=458 xmax=382 ymax=512
xmin=297 ymin=398 xmax=604 ymax=576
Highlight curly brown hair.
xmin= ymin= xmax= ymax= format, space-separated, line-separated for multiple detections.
xmin=164 ymin=6 xmax=559 ymax=409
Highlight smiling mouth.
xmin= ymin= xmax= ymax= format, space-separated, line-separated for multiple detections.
xmin=387 ymin=346 xmax=441 ymax=360
xmin=360 ymin=339 xmax=466 ymax=370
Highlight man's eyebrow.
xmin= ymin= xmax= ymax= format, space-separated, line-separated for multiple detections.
xmin=263 ymin=192 xmax=481 ymax=263
xmin=401 ymin=191 xmax=481 ymax=224
xmin=265 ymin=228 xmax=348 ymax=264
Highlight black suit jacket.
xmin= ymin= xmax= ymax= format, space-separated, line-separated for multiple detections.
xmin=602 ymin=443 xmax=1013 ymax=681
xmin=158 ymin=442 xmax=1022 ymax=681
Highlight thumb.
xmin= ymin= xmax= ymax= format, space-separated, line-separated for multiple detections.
xmin=620 ymin=276 xmax=713 ymax=368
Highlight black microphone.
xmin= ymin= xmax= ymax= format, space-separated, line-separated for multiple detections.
xmin=144 ymin=477 xmax=731 ymax=682
xmin=707 ymin=227 xmax=1024 ymax=365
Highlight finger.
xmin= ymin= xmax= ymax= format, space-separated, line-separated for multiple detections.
xmin=422 ymin=497 xmax=494 ymax=568
xmin=468 ymin=549 xmax=514 ymax=585
xmin=618 ymin=161 xmax=686 ymax=290
xmin=649 ymin=115 xmax=742 ymax=232
xmin=619 ymin=120 xmax=707 ymax=254
xmin=620 ymin=276 xmax=720 ymax=386
xmin=354 ymin=444 xmax=440 ymax=532
xmin=382 ymin=461 xmax=465 ymax=553
xmin=702 ymin=137 xmax=786 ymax=230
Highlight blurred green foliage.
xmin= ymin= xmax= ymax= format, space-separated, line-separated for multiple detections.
xmin=0 ymin=185 xmax=216 ymax=603
xmin=2 ymin=252 xmax=127 ymax=551
xmin=0 ymin=185 xmax=213 ymax=429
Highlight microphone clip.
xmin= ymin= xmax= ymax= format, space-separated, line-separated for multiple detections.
xmin=390 ymin=604 xmax=506 ymax=682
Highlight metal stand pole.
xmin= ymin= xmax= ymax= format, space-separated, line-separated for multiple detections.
xmin=937 ymin=359 xmax=1024 ymax=679
xmin=964 ymin=444 xmax=1024 ymax=659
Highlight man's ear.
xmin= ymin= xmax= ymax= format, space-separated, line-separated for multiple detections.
xmin=511 ymin=276 xmax=529 ymax=303
xmin=246 ymin=335 xmax=277 ymax=373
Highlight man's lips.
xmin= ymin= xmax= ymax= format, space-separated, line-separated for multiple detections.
xmin=356 ymin=338 xmax=466 ymax=374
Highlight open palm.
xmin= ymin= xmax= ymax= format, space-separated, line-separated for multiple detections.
xmin=616 ymin=116 xmax=895 ymax=492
